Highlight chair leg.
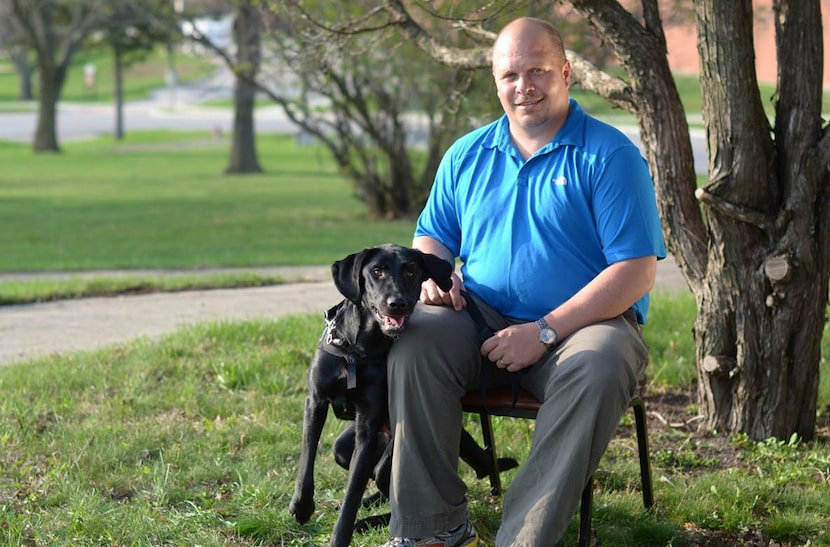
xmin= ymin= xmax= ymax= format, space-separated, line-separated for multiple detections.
xmin=577 ymin=478 xmax=593 ymax=547
xmin=630 ymin=396 xmax=654 ymax=509
xmin=465 ymin=393 xmax=654 ymax=545
xmin=478 ymin=411 xmax=502 ymax=495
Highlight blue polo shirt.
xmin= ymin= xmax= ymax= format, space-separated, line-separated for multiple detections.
xmin=415 ymin=99 xmax=666 ymax=323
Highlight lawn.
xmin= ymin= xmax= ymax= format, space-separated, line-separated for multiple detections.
xmin=0 ymin=297 xmax=828 ymax=546
xmin=0 ymin=132 xmax=416 ymax=274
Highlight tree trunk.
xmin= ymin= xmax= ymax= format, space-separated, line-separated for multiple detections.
xmin=692 ymin=0 xmax=829 ymax=440
xmin=226 ymin=76 xmax=261 ymax=173
xmin=225 ymin=0 xmax=262 ymax=174
xmin=568 ymin=0 xmax=830 ymax=441
xmin=11 ymin=48 xmax=34 ymax=101
xmin=113 ymin=45 xmax=125 ymax=141
xmin=10 ymin=0 xmax=102 ymax=152
xmin=33 ymin=62 xmax=64 ymax=153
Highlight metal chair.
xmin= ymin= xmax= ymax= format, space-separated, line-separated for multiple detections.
xmin=461 ymin=388 xmax=654 ymax=546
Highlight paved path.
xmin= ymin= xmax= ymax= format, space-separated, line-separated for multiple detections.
xmin=0 ymin=259 xmax=688 ymax=367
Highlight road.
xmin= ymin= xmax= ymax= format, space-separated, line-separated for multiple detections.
xmin=0 ymin=65 xmax=710 ymax=174
xmin=0 ymin=66 xmax=295 ymax=143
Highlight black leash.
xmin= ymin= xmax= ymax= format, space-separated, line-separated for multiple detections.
xmin=463 ymin=292 xmax=522 ymax=408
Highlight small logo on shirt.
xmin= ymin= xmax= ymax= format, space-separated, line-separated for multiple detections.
xmin=554 ymin=176 xmax=568 ymax=186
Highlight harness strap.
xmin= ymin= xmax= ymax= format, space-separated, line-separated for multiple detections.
xmin=345 ymin=355 xmax=358 ymax=390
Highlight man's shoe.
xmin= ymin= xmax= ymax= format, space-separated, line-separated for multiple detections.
xmin=380 ymin=520 xmax=483 ymax=547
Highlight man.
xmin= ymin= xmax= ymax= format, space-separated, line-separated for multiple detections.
xmin=382 ymin=17 xmax=666 ymax=547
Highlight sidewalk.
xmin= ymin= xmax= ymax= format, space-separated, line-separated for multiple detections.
xmin=0 ymin=258 xmax=688 ymax=367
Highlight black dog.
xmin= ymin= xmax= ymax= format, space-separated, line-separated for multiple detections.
xmin=289 ymin=244 xmax=517 ymax=547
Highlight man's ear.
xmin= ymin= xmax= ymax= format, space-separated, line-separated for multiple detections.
xmin=417 ymin=251 xmax=454 ymax=292
xmin=331 ymin=248 xmax=374 ymax=304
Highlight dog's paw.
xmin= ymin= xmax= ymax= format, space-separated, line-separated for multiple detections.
xmin=289 ymin=494 xmax=315 ymax=524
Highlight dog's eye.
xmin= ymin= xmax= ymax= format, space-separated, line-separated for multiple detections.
xmin=371 ymin=267 xmax=383 ymax=278
xmin=404 ymin=270 xmax=416 ymax=279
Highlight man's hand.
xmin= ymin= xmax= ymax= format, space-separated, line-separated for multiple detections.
xmin=420 ymin=272 xmax=466 ymax=310
xmin=481 ymin=322 xmax=547 ymax=372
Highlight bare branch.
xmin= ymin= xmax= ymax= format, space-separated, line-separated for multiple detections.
xmin=280 ymin=0 xmax=393 ymax=36
xmin=567 ymin=49 xmax=634 ymax=110
xmin=381 ymin=0 xmax=490 ymax=68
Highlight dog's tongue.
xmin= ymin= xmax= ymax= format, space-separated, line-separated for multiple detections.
xmin=384 ymin=314 xmax=408 ymax=328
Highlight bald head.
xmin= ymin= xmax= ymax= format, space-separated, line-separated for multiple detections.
xmin=490 ymin=17 xmax=572 ymax=151
xmin=492 ymin=18 xmax=567 ymax=70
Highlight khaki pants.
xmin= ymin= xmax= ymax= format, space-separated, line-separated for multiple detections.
xmin=386 ymin=296 xmax=648 ymax=546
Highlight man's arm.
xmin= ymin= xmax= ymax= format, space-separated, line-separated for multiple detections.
xmin=412 ymin=235 xmax=466 ymax=310
xmin=481 ymin=255 xmax=657 ymax=372
xmin=544 ymin=255 xmax=657 ymax=340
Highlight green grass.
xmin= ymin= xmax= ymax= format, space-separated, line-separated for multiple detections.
xmin=0 ymin=131 xmax=415 ymax=274
xmin=644 ymin=290 xmax=699 ymax=388
xmin=0 ymin=297 xmax=828 ymax=546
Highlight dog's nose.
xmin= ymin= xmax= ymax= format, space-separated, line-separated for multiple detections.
xmin=387 ymin=298 xmax=407 ymax=312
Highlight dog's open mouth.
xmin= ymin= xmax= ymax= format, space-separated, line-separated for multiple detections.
xmin=374 ymin=309 xmax=410 ymax=336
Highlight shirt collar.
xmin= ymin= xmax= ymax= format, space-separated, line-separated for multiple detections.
xmin=488 ymin=98 xmax=586 ymax=157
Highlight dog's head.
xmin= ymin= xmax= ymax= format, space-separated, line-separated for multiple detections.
xmin=331 ymin=244 xmax=453 ymax=336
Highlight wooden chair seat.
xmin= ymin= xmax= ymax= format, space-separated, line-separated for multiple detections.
xmin=461 ymin=388 xmax=654 ymax=546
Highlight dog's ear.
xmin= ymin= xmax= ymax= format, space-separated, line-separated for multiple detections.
xmin=417 ymin=251 xmax=454 ymax=292
xmin=331 ymin=248 xmax=374 ymax=304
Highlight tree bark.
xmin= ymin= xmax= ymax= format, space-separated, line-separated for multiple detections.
xmin=34 ymin=61 xmax=64 ymax=152
xmin=225 ymin=0 xmax=262 ymax=174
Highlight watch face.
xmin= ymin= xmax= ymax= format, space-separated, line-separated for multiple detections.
xmin=540 ymin=329 xmax=557 ymax=345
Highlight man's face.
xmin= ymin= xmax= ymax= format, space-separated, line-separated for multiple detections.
xmin=492 ymin=30 xmax=571 ymax=136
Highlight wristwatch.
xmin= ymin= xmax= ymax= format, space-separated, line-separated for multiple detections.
xmin=536 ymin=317 xmax=558 ymax=348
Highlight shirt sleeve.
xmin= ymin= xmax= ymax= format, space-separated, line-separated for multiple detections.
xmin=414 ymin=146 xmax=463 ymax=257
xmin=592 ymin=144 xmax=667 ymax=264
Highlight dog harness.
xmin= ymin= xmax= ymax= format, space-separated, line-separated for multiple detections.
xmin=318 ymin=300 xmax=367 ymax=390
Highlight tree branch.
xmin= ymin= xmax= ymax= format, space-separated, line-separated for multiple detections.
xmin=567 ymin=50 xmax=634 ymax=110
xmin=280 ymin=0 xmax=392 ymax=36
xmin=695 ymin=186 xmax=772 ymax=231
xmin=640 ymin=0 xmax=666 ymax=46
xmin=381 ymin=0 xmax=490 ymax=68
